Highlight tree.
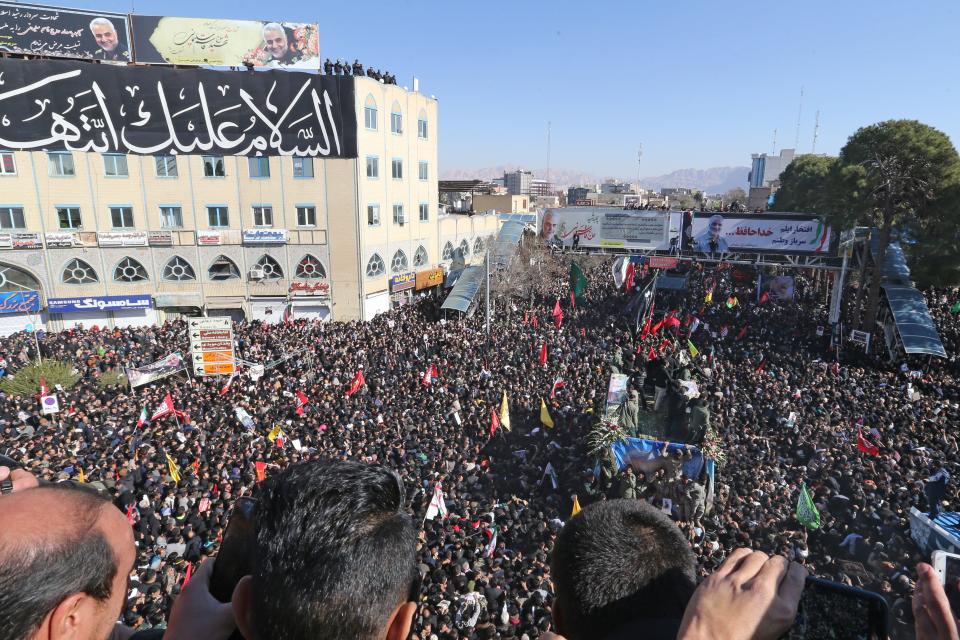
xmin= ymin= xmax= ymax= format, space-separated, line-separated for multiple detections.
xmin=771 ymin=155 xmax=838 ymax=213
xmin=829 ymin=120 xmax=960 ymax=328
xmin=724 ymin=187 xmax=747 ymax=204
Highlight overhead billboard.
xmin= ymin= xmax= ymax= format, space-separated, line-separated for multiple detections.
xmin=688 ymin=213 xmax=834 ymax=255
xmin=131 ymin=15 xmax=319 ymax=69
xmin=0 ymin=2 xmax=131 ymax=62
xmin=540 ymin=208 xmax=674 ymax=251
xmin=0 ymin=57 xmax=357 ymax=158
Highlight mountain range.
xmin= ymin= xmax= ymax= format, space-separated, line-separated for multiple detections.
xmin=440 ymin=165 xmax=750 ymax=194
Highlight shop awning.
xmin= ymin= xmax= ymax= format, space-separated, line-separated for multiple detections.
xmin=441 ymin=266 xmax=484 ymax=313
xmin=205 ymin=296 xmax=246 ymax=309
xmin=489 ymin=221 xmax=525 ymax=270
xmin=882 ymin=284 xmax=947 ymax=358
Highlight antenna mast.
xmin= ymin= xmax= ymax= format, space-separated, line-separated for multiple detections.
xmin=772 ymin=128 xmax=777 ymax=155
xmin=812 ymin=110 xmax=821 ymax=153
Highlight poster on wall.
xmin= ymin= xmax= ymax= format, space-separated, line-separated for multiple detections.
xmin=540 ymin=208 xmax=674 ymax=251
xmin=689 ymin=213 xmax=834 ymax=255
xmin=0 ymin=2 xmax=130 ymax=61
xmin=131 ymin=14 xmax=319 ymax=69
xmin=0 ymin=57 xmax=357 ymax=158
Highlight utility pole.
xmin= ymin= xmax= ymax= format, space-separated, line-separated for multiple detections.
xmin=485 ymin=248 xmax=491 ymax=339
xmin=812 ymin=110 xmax=821 ymax=154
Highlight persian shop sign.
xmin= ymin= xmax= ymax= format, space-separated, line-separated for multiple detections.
xmin=48 ymin=294 xmax=152 ymax=313
xmin=0 ymin=290 xmax=41 ymax=314
xmin=390 ymin=272 xmax=415 ymax=292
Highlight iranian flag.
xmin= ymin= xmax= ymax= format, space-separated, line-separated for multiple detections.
xmin=136 ymin=406 xmax=148 ymax=429
xmin=550 ymin=377 xmax=566 ymax=399
xmin=219 ymin=373 xmax=236 ymax=396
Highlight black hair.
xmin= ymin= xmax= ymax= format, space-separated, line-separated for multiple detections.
xmin=249 ymin=459 xmax=417 ymax=640
xmin=550 ymin=498 xmax=697 ymax=640
xmin=0 ymin=485 xmax=117 ymax=640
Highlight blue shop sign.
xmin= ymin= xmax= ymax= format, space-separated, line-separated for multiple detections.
xmin=48 ymin=294 xmax=153 ymax=314
xmin=390 ymin=272 xmax=416 ymax=292
xmin=0 ymin=291 xmax=41 ymax=314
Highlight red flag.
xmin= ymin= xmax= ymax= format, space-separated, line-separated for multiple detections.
xmin=736 ymin=326 xmax=748 ymax=341
xmin=295 ymin=390 xmax=310 ymax=415
xmin=430 ymin=363 xmax=439 ymax=380
xmin=276 ymin=433 xmax=285 ymax=449
xmin=857 ymin=429 xmax=880 ymax=456
xmin=38 ymin=376 xmax=49 ymax=397
xmin=532 ymin=315 xmax=539 ymax=329
xmin=552 ymin=300 xmax=564 ymax=329
xmin=755 ymin=355 xmax=766 ymax=373
xmin=624 ymin=262 xmax=635 ymax=292
xmin=125 ymin=503 xmax=135 ymax=525
xmin=181 ymin=562 xmax=194 ymax=588
xmin=255 ymin=461 xmax=267 ymax=482
xmin=539 ymin=343 xmax=548 ymax=366
xmin=219 ymin=373 xmax=236 ymax=396
xmin=569 ymin=290 xmax=576 ymax=309
xmin=150 ymin=393 xmax=175 ymax=421
xmin=647 ymin=346 xmax=657 ymax=360
xmin=650 ymin=319 xmax=665 ymax=335
xmin=759 ymin=290 xmax=770 ymax=305
xmin=174 ymin=409 xmax=190 ymax=424
xmin=489 ymin=408 xmax=501 ymax=438
xmin=664 ymin=312 xmax=681 ymax=330
xmin=640 ymin=313 xmax=653 ymax=341
xmin=550 ymin=377 xmax=566 ymax=399
xmin=346 ymin=370 xmax=365 ymax=397
xmin=580 ymin=328 xmax=586 ymax=338
xmin=523 ymin=311 xmax=529 ymax=325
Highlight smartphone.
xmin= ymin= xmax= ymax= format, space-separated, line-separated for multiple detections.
xmin=932 ymin=550 xmax=960 ymax=616
xmin=785 ymin=577 xmax=889 ymax=639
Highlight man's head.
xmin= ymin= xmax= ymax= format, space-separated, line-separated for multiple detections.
xmin=262 ymin=23 xmax=288 ymax=60
xmin=707 ymin=214 xmax=724 ymax=240
xmin=0 ymin=485 xmax=135 ymax=640
xmin=232 ymin=460 xmax=418 ymax=640
xmin=550 ymin=499 xmax=697 ymax=640
xmin=89 ymin=18 xmax=118 ymax=52
xmin=540 ymin=211 xmax=555 ymax=239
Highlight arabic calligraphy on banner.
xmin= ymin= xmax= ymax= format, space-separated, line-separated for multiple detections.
xmin=48 ymin=294 xmax=152 ymax=313
xmin=689 ymin=214 xmax=834 ymax=254
xmin=0 ymin=291 xmax=41 ymax=314
xmin=0 ymin=2 xmax=131 ymax=62
xmin=0 ymin=57 xmax=357 ymax=158
xmin=131 ymin=15 xmax=319 ymax=69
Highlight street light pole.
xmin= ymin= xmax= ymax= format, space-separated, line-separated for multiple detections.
xmin=485 ymin=248 xmax=491 ymax=338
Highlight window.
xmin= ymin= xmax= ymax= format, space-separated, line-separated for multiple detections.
xmin=0 ymin=152 xmax=16 ymax=175
xmin=162 ymin=256 xmax=196 ymax=281
xmin=252 ymin=206 xmax=273 ymax=227
xmin=419 ymin=203 xmax=429 ymax=222
xmin=418 ymin=113 xmax=428 ymax=140
xmin=442 ymin=241 xmax=454 ymax=260
xmin=57 ymin=206 xmax=82 ymax=229
xmin=207 ymin=206 xmax=229 ymax=228
xmin=414 ymin=245 xmax=428 ymax=267
xmin=48 ymin=152 xmax=75 ymax=177
xmin=62 ymin=258 xmax=98 ymax=284
xmin=114 ymin=257 xmax=148 ymax=282
xmin=418 ymin=161 xmax=428 ymax=181
xmin=474 ymin=238 xmax=484 ymax=254
xmin=296 ymin=206 xmax=316 ymax=227
xmin=103 ymin=154 xmax=129 ymax=177
xmin=391 ymin=158 xmax=403 ymax=180
xmin=160 ymin=206 xmax=183 ymax=229
xmin=367 ymin=204 xmax=380 ymax=226
xmin=459 ymin=239 xmax=470 ymax=257
xmin=392 ymin=204 xmax=405 ymax=225
xmin=155 ymin=155 xmax=178 ymax=178
xmin=365 ymin=253 xmax=385 ymax=278
xmin=203 ymin=155 xmax=225 ymax=177
xmin=209 ymin=255 xmax=240 ymax=281
xmin=364 ymin=95 xmax=378 ymax=130
xmin=295 ymin=255 xmax=327 ymax=279
xmin=292 ymin=157 xmax=314 ymax=178
xmin=391 ymin=250 xmax=408 ymax=273
xmin=248 ymin=157 xmax=270 ymax=178
xmin=253 ymin=254 xmax=283 ymax=280
xmin=366 ymin=156 xmax=379 ymax=179
xmin=0 ymin=207 xmax=25 ymax=229
xmin=110 ymin=206 xmax=134 ymax=229
xmin=391 ymin=102 xmax=403 ymax=134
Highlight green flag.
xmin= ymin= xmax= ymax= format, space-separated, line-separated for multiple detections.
xmin=570 ymin=263 xmax=588 ymax=304
xmin=952 ymin=301 xmax=960 ymax=314
xmin=687 ymin=340 xmax=700 ymax=358
xmin=796 ymin=483 xmax=820 ymax=530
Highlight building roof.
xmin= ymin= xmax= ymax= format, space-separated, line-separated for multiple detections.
xmin=438 ymin=180 xmax=495 ymax=194
xmin=441 ymin=265 xmax=484 ymax=313
xmin=881 ymin=284 xmax=947 ymax=358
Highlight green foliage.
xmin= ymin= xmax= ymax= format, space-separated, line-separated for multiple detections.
xmin=0 ymin=361 xmax=80 ymax=397
xmin=96 ymin=369 xmax=128 ymax=388
xmin=771 ymin=154 xmax=838 ymax=214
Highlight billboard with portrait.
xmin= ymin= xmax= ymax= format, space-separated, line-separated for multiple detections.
xmin=688 ymin=213 xmax=834 ymax=255
xmin=131 ymin=15 xmax=319 ymax=69
xmin=0 ymin=2 xmax=130 ymax=61
xmin=540 ymin=208 xmax=674 ymax=251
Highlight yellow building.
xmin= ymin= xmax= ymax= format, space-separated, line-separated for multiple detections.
xmin=0 ymin=76 xmax=500 ymax=333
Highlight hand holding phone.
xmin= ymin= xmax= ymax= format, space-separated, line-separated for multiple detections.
xmin=914 ymin=562 xmax=959 ymax=640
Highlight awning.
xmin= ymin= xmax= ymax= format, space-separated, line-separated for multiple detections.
xmin=882 ymin=284 xmax=947 ymax=358
xmin=441 ymin=265 xmax=484 ymax=313
xmin=870 ymin=237 xmax=912 ymax=284
xmin=205 ymin=296 xmax=246 ymax=309
xmin=154 ymin=293 xmax=203 ymax=308
xmin=489 ymin=221 xmax=525 ymax=270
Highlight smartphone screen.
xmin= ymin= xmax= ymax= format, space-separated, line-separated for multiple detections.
xmin=944 ymin=554 xmax=960 ymax=616
xmin=785 ymin=578 xmax=886 ymax=640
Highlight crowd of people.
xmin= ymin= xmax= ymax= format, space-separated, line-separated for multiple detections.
xmin=323 ymin=58 xmax=398 ymax=84
xmin=0 ymin=250 xmax=959 ymax=639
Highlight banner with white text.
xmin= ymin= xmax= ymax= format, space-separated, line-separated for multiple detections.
xmin=689 ymin=213 xmax=834 ymax=255
xmin=0 ymin=2 xmax=131 ymax=61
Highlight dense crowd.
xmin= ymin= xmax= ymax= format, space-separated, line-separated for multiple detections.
xmin=0 ymin=253 xmax=958 ymax=639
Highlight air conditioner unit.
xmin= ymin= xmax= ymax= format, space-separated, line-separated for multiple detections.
xmin=249 ymin=268 xmax=265 ymax=280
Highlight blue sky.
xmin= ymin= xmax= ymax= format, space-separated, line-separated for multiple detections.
xmin=51 ymin=0 xmax=960 ymax=177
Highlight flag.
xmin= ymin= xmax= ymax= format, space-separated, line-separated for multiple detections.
xmin=687 ymin=340 xmax=699 ymax=358
xmin=77 ymin=468 xmax=86 ymax=483
xmin=647 ymin=345 xmax=657 ymax=361
xmin=542 ymin=462 xmax=559 ymax=490
xmin=267 ymin=424 xmax=282 ymax=442
xmin=759 ymin=290 xmax=770 ymax=305
xmin=235 ymin=407 xmax=256 ymax=430
xmin=650 ymin=319 xmax=665 ymax=335
xmin=755 ymin=355 xmax=767 ymax=373
xmin=422 ymin=367 xmax=433 ymax=385
xmin=571 ymin=496 xmax=582 ymax=518
xmin=500 ymin=391 xmax=511 ymax=432
xmin=553 ymin=299 xmax=564 ymax=329
xmin=736 ymin=326 xmax=748 ymax=341
xmin=219 ymin=373 xmax=236 ymax=396
xmin=612 ymin=256 xmax=629 ymax=289
xmin=570 ymin=262 xmax=588 ymax=305
xmin=539 ymin=343 xmax=548 ymax=367
xmin=484 ymin=526 xmax=498 ymax=558
xmin=523 ymin=311 xmax=529 ymax=325
xmin=664 ymin=312 xmax=681 ymax=330
xmin=125 ymin=503 xmax=135 ymax=525
xmin=346 ymin=370 xmax=365 ymax=397
xmin=295 ymin=390 xmax=310 ymax=416
xmin=726 ymin=296 xmax=739 ymax=309
xmin=532 ymin=315 xmax=539 ymax=329
xmin=624 ymin=262 xmax=636 ymax=293
xmin=796 ymin=483 xmax=820 ymax=530
xmin=489 ymin=407 xmax=501 ymax=438
xmin=425 ymin=484 xmax=448 ymax=520
xmin=39 ymin=376 xmax=49 ymax=397
xmin=255 ymin=461 xmax=267 ymax=482
xmin=165 ymin=453 xmax=181 ymax=483
xmin=150 ymin=393 xmax=175 ymax=421
xmin=181 ymin=562 xmax=194 ymax=589
xmin=856 ymin=429 xmax=879 ymax=456
xmin=704 ymin=288 xmax=714 ymax=304
xmin=173 ymin=409 xmax=190 ymax=425
xmin=689 ymin=317 xmax=701 ymax=334
xmin=569 ymin=290 xmax=577 ymax=309
xmin=952 ymin=301 xmax=960 ymax=314
xmin=550 ymin=377 xmax=566 ymax=399
xmin=136 ymin=406 xmax=148 ymax=429
xmin=540 ymin=398 xmax=554 ymax=428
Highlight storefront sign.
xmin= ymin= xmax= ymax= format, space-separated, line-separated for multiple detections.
xmin=148 ymin=231 xmax=173 ymax=246
xmin=415 ymin=267 xmax=444 ymax=290
xmin=390 ymin=272 xmax=416 ymax=292
xmin=45 ymin=232 xmax=97 ymax=248
xmin=289 ymin=281 xmax=330 ymax=295
xmin=0 ymin=290 xmax=41 ymax=314
xmin=97 ymin=231 xmax=149 ymax=247
xmin=0 ymin=232 xmax=42 ymax=249
xmin=647 ymin=256 xmax=678 ymax=270
xmin=48 ymin=295 xmax=152 ymax=313
xmin=242 ymin=229 xmax=288 ymax=244
xmin=197 ymin=231 xmax=222 ymax=245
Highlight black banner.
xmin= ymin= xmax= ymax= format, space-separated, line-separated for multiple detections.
xmin=0 ymin=57 xmax=357 ymax=158
xmin=0 ymin=2 xmax=130 ymax=61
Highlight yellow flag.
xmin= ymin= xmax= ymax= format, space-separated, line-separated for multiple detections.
xmin=77 ymin=468 xmax=86 ymax=483
xmin=165 ymin=453 xmax=181 ymax=483
xmin=540 ymin=398 xmax=554 ymax=429
xmin=704 ymin=289 xmax=713 ymax=304
xmin=687 ymin=340 xmax=700 ymax=358
xmin=571 ymin=495 xmax=582 ymax=518
xmin=267 ymin=424 xmax=282 ymax=442
xmin=500 ymin=391 xmax=511 ymax=432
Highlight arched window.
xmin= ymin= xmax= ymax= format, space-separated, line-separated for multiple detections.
xmin=161 ymin=256 xmax=196 ymax=281
xmin=295 ymin=254 xmax=327 ymax=280
xmin=62 ymin=259 xmax=99 ymax=285
xmin=364 ymin=95 xmax=377 ymax=130
xmin=413 ymin=245 xmax=428 ymax=267
xmin=442 ymin=241 xmax=454 ymax=261
xmin=458 ymin=239 xmax=470 ymax=258
xmin=253 ymin=254 xmax=283 ymax=280
xmin=417 ymin=109 xmax=428 ymax=139
xmin=366 ymin=253 xmax=385 ymax=278
xmin=0 ymin=262 xmax=43 ymax=291
xmin=114 ymin=257 xmax=148 ymax=282
xmin=473 ymin=237 xmax=484 ymax=254
xmin=208 ymin=255 xmax=240 ymax=281
xmin=391 ymin=250 xmax=408 ymax=273
xmin=390 ymin=101 xmax=403 ymax=134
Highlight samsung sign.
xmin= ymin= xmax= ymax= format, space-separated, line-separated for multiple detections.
xmin=48 ymin=295 xmax=153 ymax=314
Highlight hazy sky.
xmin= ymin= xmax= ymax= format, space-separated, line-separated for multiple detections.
xmin=51 ymin=0 xmax=960 ymax=176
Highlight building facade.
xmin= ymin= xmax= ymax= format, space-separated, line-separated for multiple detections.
xmin=503 ymin=170 xmax=533 ymax=196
